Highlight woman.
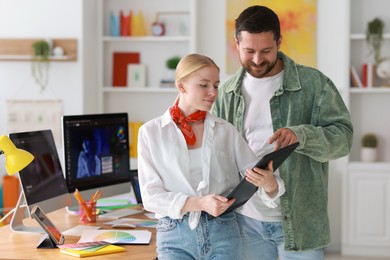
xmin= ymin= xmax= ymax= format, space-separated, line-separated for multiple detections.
xmin=138 ymin=54 xmax=283 ymax=259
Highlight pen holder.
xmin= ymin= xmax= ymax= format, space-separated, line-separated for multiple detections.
xmin=78 ymin=201 xmax=97 ymax=224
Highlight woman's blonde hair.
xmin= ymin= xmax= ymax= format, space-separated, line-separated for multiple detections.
xmin=175 ymin=54 xmax=219 ymax=84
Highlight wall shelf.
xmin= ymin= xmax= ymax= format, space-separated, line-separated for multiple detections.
xmin=350 ymin=33 xmax=390 ymax=40
xmin=103 ymin=87 xmax=177 ymax=93
xmin=350 ymin=87 xmax=390 ymax=93
xmin=103 ymin=36 xmax=191 ymax=42
xmin=0 ymin=38 xmax=77 ymax=61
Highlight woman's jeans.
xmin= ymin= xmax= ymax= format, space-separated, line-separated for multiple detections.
xmin=156 ymin=211 xmax=242 ymax=260
xmin=236 ymin=213 xmax=324 ymax=260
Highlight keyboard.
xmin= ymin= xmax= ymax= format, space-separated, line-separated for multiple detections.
xmin=99 ymin=208 xmax=143 ymax=219
xmin=62 ymin=225 xmax=101 ymax=236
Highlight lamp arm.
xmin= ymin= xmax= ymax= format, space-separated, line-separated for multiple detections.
xmin=0 ymin=208 xmax=16 ymax=223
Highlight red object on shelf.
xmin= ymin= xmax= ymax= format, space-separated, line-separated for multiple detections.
xmin=120 ymin=11 xmax=130 ymax=36
xmin=362 ymin=63 xmax=368 ymax=88
xmin=112 ymin=52 xmax=140 ymax=87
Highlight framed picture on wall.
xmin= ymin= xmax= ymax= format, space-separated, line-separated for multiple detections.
xmin=127 ymin=64 xmax=146 ymax=88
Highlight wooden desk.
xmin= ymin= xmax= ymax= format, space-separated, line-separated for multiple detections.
xmin=0 ymin=207 xmax=156 ymax=259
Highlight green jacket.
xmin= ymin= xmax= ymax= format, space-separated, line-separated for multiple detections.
xmin=212 ymin=52 xmax=353 ymax=251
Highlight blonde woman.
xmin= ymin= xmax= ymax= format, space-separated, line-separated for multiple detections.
xmin=138 ymin=54 xmax=283 ymax=259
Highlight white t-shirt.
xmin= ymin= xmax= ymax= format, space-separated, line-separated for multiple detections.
xmin=238 ymin=70 xmax=285 ymax=221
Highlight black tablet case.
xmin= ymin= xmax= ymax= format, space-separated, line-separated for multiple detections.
xmin=222 ymin=142 xmax=299 ymax=215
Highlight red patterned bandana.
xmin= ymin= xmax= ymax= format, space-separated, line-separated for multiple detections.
xmin=169 ymin=100 xmax=206 ymax=145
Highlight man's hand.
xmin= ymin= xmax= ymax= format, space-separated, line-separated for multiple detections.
xmin=268 ymin=128 xmax=298 ymax=150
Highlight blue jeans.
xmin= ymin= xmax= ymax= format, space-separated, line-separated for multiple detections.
xmin=156 ymin=211 xmax=242 ymax=260
xmin=236 ymin=213 xmax=324 ymax=260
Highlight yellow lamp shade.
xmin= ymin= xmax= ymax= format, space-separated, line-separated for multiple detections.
xmin=0 ymin=135 xmax=34 ymax=175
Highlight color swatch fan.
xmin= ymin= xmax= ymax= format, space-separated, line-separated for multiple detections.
xmin=78 ymin=230 xmax=152 ymax=245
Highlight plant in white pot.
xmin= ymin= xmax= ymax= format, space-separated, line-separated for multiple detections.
xmin=160 ymin=56 xmax=181 ymax=88
xmin=361 ymin=133 xmax=378 ymax=162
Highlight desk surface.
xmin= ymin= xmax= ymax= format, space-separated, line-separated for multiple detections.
xmin=0 ymin=207 xmax=156 ymax=259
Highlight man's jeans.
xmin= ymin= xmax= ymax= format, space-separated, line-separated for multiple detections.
xmin=237 ymin=213 xmax=324 ymax=260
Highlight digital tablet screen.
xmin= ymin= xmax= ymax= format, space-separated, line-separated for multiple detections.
xmin=222 ymin=142 xmax=299 ymax=215
xmin=31 ymin=205 xmax=65 ymax=245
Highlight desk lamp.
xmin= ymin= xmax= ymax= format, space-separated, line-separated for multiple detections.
xmin=0 ymin=135 xmax=34 ymax=175
xmin=0 ymin=135 xmax=34 ymax=228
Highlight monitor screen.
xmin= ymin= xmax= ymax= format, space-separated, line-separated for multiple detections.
xmin=9 ymin=129 xmax=71 ymax=232
xmin=62 ymin=113 xmax=131 ymax=209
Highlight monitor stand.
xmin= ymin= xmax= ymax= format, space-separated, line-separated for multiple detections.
xmin=65 ymin=205 xmax=79 ymax=214
xmin=9 ymin=192 xmax=43 ymax=233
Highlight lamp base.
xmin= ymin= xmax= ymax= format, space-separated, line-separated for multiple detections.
xmin=9 ymin=192 xmax=43 ymax=233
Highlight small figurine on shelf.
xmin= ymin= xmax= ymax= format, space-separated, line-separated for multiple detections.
xmin=31 ymin=39 xmax=51 ymax=92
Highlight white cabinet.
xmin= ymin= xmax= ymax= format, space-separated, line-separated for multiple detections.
xmin=343 ymin=0 xmax=390 ymax=257
xmin=342 ymin=163 xmax=390 ymax=257
xmin=97 ymin=0 xmax=197 ymax=122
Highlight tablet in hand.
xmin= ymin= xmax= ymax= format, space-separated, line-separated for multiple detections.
xmin=222 ymin=142 xmax=299 ymax=215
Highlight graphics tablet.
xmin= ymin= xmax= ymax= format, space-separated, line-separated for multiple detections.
xmin=222 ymin=142 xmax=299 ymax=215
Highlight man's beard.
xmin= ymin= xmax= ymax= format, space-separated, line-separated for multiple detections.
xmin=242 ymin=58 xmax=277 ymax=78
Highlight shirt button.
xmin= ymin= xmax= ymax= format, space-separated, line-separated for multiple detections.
xmin=284 ymin=216 xmax=288 ymax=221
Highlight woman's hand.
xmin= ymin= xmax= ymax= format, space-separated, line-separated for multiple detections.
xmin=201 ymin=194 xmax=235 ymax=217
xmin=245 ymin=161 xmax=278 ymax=197
xmin=182 ymin=194 xmax=235 ymax=217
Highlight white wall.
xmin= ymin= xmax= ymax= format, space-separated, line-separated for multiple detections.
xmin=0 ymin=0 xmax=84 ymax=131
xmin=0 ymin=0 xmax=98 ymax=176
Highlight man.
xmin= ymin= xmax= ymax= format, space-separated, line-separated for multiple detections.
xmin=212 ymin=5 xmax=353 ymax=260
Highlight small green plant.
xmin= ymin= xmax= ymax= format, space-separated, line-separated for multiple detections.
xmin=166 ymin=56 xmax=181 ymax=70
xmin=31 ymin=40 xmax=51 ymax=92
xmin=361 ymin=133 xmax=378 ymax=148
xmin=366 ymin=17 xmax=384 ymax=64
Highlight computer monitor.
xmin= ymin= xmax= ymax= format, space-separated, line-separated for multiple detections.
xmin=9 ymin=129 xmax=71 ymax=233
xmin=62 ymin=113 xmax=131 ymax=212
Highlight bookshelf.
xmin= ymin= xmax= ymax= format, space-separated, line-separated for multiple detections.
xmin=97 ymin=0 xmax=197 ymax=122
xmin=343 ymin=0 xmax=390 ymax=257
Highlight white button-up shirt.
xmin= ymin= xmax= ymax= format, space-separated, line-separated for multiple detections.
xmin=138 ymin=110 xmax=284 ymax=229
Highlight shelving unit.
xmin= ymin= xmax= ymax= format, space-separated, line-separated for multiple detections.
xmin=343 ymin=0 xmax=390 ymax=257
xmin=97 ymin=0 xmax=197 ymax=122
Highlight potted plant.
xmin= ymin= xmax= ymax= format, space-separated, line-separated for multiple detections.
xmin=361 ymin=133 xmax=378 ymax=162
xmin=31 ymin=40 xmax=51 ymax=92
xmin=166 ymin=56 xmax=181 ymax=70
xmin=161 ymin=56 xmax=181 ymax=88
xmin=366 ymin=17 xmax=384 ymax=64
